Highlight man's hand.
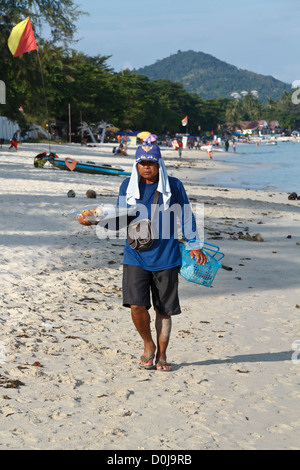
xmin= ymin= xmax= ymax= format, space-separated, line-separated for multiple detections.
xmin=189 ymin=249 xmax=208 ymax=265
xmin=78 ymin=215 xmax=98 ymax=226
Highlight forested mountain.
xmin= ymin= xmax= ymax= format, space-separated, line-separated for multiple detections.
xmin=135 ymin=50 xmax=290 ymax=102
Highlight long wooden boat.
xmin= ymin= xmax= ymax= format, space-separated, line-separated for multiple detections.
xmin=35 ymin=152 xmax=131 ymax=176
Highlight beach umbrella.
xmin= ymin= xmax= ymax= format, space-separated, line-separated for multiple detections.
xmin=106 ymin=126 xmax=120 ymax=133
xmin=137 ymin=131 xmax=150 ymax=140
xmin=144 ymin=134 xmax=158 ymax=143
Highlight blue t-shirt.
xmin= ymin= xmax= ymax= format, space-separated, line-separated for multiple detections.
xmin=117 ymin=176 xmax=198 ymax=271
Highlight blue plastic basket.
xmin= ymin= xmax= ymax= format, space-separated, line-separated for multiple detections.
xmin=179 ymin=241 xmax=225 ymax=287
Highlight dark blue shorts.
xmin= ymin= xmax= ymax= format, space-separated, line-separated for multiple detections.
xmin=122 ymin=264 xmax=181 ymax=316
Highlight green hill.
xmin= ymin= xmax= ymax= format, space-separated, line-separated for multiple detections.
xmin=135 ymin=50 xmax=290 ymax=102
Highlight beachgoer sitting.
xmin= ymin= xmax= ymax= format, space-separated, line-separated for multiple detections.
xmin=115 ymin=143 xmax=128 ymax=156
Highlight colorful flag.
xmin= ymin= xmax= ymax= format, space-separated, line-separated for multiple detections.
xmin=8 ymin=17 xmax=37 ymax=58
xmin=181 ymin=116 xmax=188 ymax=127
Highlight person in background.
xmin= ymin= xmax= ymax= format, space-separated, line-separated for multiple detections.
xmin=114 ymin=143 xmax=128 ymax=156
xmin=177 ymin=138 xmax=183 ymax=158
xmin=9 ymin=130 xmax=20 ymax=151
xmin=206 ymin=140 xmax=213 ymax=160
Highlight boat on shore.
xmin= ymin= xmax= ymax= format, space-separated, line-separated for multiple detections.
xmin=34 ymin=152 xmax=131 ymax=176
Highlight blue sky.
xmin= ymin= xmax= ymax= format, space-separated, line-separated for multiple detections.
xmin=74 ymin=0 xmax=300 ymax=84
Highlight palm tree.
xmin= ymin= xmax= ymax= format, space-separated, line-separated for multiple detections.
xmin=78 ymin=121 xmax=97 ymax=143
xmin=225 ymin=99 xmax=243 ymax=132
xmin=97 ymin=120 xmax=113 ymax=143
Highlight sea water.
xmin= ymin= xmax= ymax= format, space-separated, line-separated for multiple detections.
xmin=199 ymin=141 xmax=300 ymax=193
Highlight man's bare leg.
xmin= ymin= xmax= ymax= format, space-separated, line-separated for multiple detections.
xmin=131 ymin=305 xmax=156 ymax=367
xmin=155 ymin=308 xmax=172 ymax=370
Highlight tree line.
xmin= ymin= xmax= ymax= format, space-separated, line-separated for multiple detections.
xmin=1 ymin=1 xmax=300 ymax=139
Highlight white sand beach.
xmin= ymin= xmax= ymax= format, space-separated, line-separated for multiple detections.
xmin=0 ymin=142 xmax=299 ymax=450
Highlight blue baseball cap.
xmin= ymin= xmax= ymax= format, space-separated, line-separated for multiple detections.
xmin=135 ymin=144 xmax=161 ymax=163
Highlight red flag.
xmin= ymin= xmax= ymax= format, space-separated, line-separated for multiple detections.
xmin=8 ymin=17 xmax=37 ymax=58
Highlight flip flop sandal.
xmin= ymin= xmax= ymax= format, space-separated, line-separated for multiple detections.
xmin=139 ymin=354 xmax=155 ymax=370
xmin=156 ymin=360 xmax=172 ymax=371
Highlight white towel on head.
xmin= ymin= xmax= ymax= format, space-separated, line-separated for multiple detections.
xmin=126 ymin=159 xmax=172 ymax=209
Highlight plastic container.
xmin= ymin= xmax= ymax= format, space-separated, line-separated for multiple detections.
xmin=179 ymin=241 xmax=224 ymax=287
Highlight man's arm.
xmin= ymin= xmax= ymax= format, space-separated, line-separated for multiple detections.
xmin=78 ymin=179 xmax=132 ymax=230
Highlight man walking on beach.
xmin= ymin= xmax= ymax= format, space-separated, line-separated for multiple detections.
xmin=79 ymin=144 xmax=207 ymax=371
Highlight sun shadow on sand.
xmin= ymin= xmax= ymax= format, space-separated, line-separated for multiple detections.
xmin=179 ymin=350 xmax=293 ymax=368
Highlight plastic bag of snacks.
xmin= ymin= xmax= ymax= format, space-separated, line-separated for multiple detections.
xmin=64 ymin=204 xmax=136 ymax=223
